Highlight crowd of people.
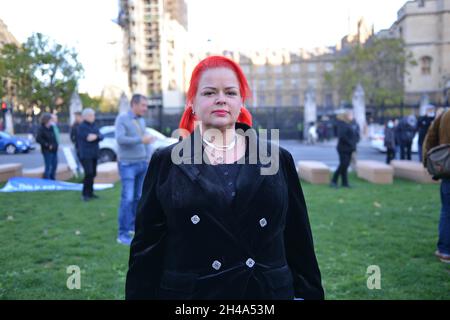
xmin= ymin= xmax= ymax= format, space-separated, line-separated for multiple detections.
xmin=383 ymin=106 xmax=445 ymax=164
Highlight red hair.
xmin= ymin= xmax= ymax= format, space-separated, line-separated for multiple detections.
xmin=179 ymin=55 xmax=253 ymax=134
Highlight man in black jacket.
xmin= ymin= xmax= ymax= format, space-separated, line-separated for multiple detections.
xmin=70 ymin=111 xmax=83 ymax=175
xmin=36 ymin=113 xmax=59 ymax=180
xmin=417 ymin=106 xmax=435 ymax=162
xmin=397 ymin=114 xmax=417 ymax=160
xmin=77 ymin=108 xmax=103 ymax=201
xmin=330 ymin=110 xmax=359 ymax=188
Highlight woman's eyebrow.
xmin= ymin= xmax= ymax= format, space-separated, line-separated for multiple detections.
xmin=201 ymin=86 xmax=239 ymax=90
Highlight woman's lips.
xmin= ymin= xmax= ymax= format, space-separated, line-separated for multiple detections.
xmin=212 ymin=110 xmax=229 ymax=116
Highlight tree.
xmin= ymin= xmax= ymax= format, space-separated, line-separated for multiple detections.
xmin=0 ymin=43 xmax=34 ymax=106
xmin=325 ymin=38 xmax=416 ymax=106
xmin=79 ymin=93 xmax=102 ymax=110
xmin=0 ymin=33 xmax=84 ymax=113
xmin=24 ymin=33 xmax=84 ymax=112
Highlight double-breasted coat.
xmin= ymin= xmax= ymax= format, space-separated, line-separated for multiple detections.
xmin=125 ymin=123 xmax=324 ymax=300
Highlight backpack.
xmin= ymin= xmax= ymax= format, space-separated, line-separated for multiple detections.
xmin=426 ymin=111 xmax=450 ymax=179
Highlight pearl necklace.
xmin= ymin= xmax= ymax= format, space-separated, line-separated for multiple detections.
xmin=202 ymin=135 xmax=237 ymax=151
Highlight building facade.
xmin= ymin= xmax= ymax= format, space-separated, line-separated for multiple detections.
xmin=118 ymin=0 xmax=188 ymax=107
xmin=0 ymin=18 xmax=19 ymax=48
xmin=0 ymin=18 xmax=20 ymax=104
xmin=237 ymin=48 xmax=338 ymax=108
xmin=381 ymin=0 xmax=450 ymax=105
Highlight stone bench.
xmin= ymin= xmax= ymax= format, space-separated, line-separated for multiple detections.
xmin=297 ymin=161 xmax=331 ymax=184
xmin=390 ymin=160 xmax=437 ymax=183
xmin=356 ymin=160 xmax=393 ymax=184
xmin=94 ymin=162 xmax=120 ymax=184
xmin=0 ymin=163 xmax=23 ymax=182
xmin=23 ymin=164 xmax=74 ymax=181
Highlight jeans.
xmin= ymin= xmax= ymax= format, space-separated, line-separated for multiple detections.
xmin=81 ymin=158 xmax=97 ymax=197
xmin=438 ymin=179 xmax=450 ymax=255
xmin=118 ymin=161 xmax=148 ymax=237
xmin=43 ymin=152 xmax=58 ymax=180
xmin=332 ymin=151 xmax=352 ymax=186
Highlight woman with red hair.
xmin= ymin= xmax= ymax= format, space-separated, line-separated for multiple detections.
xmin=126 ymin=56 xmax=323 ymax=300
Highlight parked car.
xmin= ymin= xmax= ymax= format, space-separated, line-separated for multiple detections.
xmin=370 ymin=128 xmax=418 ymax=153
xmin=0 ymin=131 xmax=35 ymax=154
xmin=98 ymin=126 xmax=178 ymax=163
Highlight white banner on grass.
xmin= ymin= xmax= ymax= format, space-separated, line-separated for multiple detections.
xmin=0 ymin=177 xmax=113 ymax=193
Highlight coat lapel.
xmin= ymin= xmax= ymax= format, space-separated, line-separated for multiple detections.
xmin=176 ymin=127 xmax=229 ymax=209
xmin=176 ymin=123 xmax=268 ymax=223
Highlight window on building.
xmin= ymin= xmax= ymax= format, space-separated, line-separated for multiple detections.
xmin=275 ymin=79 xmax=283 ymax=90
xmin=421 ymin=56 xmax=432 ymax=75
xmin=418 ymin=0 xmax=425 ymax=7
xmin=292 ymin=94 xmax=300 ymax=106
xmin=273 ymin=65 xmax=283 ymax=74
xmin=325 ymin=63 xmax=334 ymax=72
xmin=241 ymin=65 xmax=250 ymax=75
xmin=291 ymin=79 xmax=299 ymax=88
xmin=258 ymin=79 xmax=266 ymax=90
xmin=258 ymin=94 xmax=266 ymax=107
xmin=275 ymin=93 xmax=283 ymax=107
xmin=257 ymin=65 xmax=266 ymax=74
xmin=307 ymin=63 xmax=317 ymax=73
xmin=291 ymin=64 xmax=300 ymax=73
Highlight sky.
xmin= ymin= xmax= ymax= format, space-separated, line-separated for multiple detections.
xmin=0 ymin=0 xmax=408 ymax=96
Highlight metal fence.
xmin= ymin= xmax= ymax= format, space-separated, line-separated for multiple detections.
xmin=8 ymin=103 xmax=447 ymax=140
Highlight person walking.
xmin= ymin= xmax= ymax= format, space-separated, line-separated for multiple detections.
xmin=77 ymin=108 xmax=103 ymax=201
xmin=330 ymin=110 xmax=359 ymax=188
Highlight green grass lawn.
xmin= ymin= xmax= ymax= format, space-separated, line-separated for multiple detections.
xmin=0 ymin=174 xmax=449 ymax=300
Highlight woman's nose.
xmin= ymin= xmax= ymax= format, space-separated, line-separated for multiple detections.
xmin=215 ymin=92 xmax=226 ymax=105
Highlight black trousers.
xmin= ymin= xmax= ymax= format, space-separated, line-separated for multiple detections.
xmin=399 ymin=142 xmax=412 ymax=160
xmin=386 ymin=148 xmax=396 ymax=164
xmin=332 ymin=151 xmax=352 ymax=186
xmin=81 ymin=158 xmax=97 ymax=197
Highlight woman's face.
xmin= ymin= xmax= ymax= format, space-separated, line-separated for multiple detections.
xmin=193 ymin=67 xmax=243 ymax=131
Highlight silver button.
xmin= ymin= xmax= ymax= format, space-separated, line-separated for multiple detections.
xmin=259 ymin=218 xmax=267 ymax=228
xmin=231 ymin=192 xmax=236 ymax=197
xmin=246 ymin=258 xmax=255 ymax=268
xmin=212 ymin=260 xmax=222 ymax=270
xmin=191 ymin=215 xmax=200 ymax=225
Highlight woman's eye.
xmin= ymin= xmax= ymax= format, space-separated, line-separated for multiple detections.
xmin=203 ymin=91 xmax=214 ymax=96
xmin=227 ymin=91 xmax=237 ymax=96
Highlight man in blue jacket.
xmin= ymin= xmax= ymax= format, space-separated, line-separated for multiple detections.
xmin=77 ymin=108 xmax=103 ymax=201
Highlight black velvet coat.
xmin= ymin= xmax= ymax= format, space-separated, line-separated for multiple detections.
xmin=125 ymin=123 xmax=324 ymax=300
